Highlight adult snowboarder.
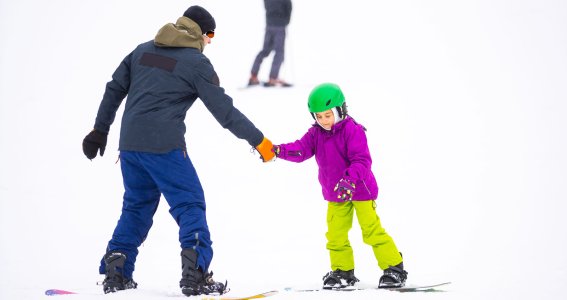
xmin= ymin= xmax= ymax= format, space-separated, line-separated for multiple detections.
xmin=82 ymin=5 xmax=275 ymax=296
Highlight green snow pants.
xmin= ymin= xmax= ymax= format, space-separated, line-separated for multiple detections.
xmin=326 ymin=200 xmax=403 ymax=271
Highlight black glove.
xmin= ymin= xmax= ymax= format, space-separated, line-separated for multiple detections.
xmin=82 ymin=129 xmax=108 ymax=160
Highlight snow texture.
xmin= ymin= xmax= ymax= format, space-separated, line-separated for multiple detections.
xmin=1 ymin=0 xmax=566 ymax=299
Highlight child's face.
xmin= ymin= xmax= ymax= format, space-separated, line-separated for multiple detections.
xmin=315 ymin=109 xmax=335 ymax=130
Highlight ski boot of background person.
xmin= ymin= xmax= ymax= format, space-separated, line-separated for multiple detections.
xmin=179 ymin=248 xmax=227 ymax=296
xmin=248 ymin=74 xmax=260 ymax=86
xmin=322 ymin=269 xmax=359 ymax=289
xmin=378 ymin=262 xmax=408 ymax=288
xmin=263 ymin=78 xmax=292 ymax=87
xmin=102 ymin=251 xmax=138 ymax=294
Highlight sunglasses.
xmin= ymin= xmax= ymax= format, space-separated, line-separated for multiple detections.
xmin=204 ymin=30 xmax=215 ymax=38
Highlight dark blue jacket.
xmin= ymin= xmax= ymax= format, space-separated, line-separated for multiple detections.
xmin=94 ymin=17 xmax=264 ymax=153
xmin=265 ymin=0 xmax=292 ymax=27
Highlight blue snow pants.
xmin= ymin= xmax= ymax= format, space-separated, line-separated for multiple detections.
xmin=98 ymin=150 xmax=212 ymax=279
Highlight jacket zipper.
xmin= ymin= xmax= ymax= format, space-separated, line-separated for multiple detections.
xmin=362 ymin=179 xmax=371 ymax=195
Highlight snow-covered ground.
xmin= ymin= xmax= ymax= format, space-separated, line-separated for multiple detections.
xmin=1 ymin=0 xmax=566 ymax=299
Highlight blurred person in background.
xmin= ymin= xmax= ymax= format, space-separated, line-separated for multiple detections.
xmin=248 ymin=0 xmax=293 ymax=87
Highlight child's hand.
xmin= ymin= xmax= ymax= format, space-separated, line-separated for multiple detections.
xmin=272 ymin=145 xmax=281 ymax=157
xmin=334 ymin=178 xmax=356 ymax=201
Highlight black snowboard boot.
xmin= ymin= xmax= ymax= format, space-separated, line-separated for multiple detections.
xmin=322 ymin=269 xmax=360 ymax=289
xmin=102 ymin=251 xmax=138 ymax=294
xmin=378 ymin=262 xmax=408 ymax=288
xmin=179 ymin=248 xmax=227 ymax=296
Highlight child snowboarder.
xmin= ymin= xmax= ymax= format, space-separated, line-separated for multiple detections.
xmin=272 ymin=83 xmax=408 ymax=289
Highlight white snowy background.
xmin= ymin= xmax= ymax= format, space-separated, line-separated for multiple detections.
xmin=1 ymin=0 xmax=566 ymax=299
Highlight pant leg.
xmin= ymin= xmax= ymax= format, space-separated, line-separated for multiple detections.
xmin=251 ymin=27 xmax=275 ymax=76
xmin=326 ymin=201 xmax=355 ymax=271
xmin=139 ymin=150 xmax=212 ymax=272
xmin=99 ymin=151 xmax=161 ymax=279
xmin=269 ymin=26 xmax=287 ymax=79
xmin=352 ymin=200 xmax=403 ymax=270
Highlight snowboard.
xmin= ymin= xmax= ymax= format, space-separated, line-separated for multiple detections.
xmin=285 ymin=281 xmax=451 ymax=293
xmin=45 ymin=288 xmax=276 ymax=299
xmin=201 ymin=290 xmax=278 ymax=300
xmin=388 ymin=281 xmax=451 ymax=292
xmin=238 ymin=82 xmax=293 ymax=90
xmin=262 ymin=81 xmax=293 ymax=88
xmin=45 ymin=289 xmax=102 ymax=296
xmin=45 ymin=289 xmax=78 ymax=296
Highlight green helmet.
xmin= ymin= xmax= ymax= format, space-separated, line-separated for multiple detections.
xmin=307 ymin=83 xmax=348 ymax=118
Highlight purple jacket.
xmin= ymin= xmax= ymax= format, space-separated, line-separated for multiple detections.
xmin=277 ymin=116 xmax=379 ymax=202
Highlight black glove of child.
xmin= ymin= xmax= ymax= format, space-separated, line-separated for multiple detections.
xmin=82 ymin=129 xmax=108 ymax=160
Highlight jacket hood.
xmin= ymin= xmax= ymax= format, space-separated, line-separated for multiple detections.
xmin=154 ymin=17 xmax=205 ymax=52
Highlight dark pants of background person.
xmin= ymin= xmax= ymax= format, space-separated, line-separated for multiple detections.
xmin=251 ymin=26 xmax=287 ymax=79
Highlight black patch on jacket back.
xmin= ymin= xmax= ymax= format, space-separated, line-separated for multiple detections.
xmin=140 ymin=53 xmax=177 ymax=72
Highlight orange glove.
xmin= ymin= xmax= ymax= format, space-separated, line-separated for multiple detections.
xmin=255 ymin=137 xmax=275 ymax=162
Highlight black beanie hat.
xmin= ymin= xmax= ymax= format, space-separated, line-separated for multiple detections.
xmin=183 ymin=5 xmax=216 ymax=34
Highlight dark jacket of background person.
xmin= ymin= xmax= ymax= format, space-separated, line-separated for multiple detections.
xmin=265 ymin=0 xmax=292 ymax=27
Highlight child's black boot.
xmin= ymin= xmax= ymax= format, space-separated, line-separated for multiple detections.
xmin=378 ymin=262 xmax=408 ymax=288
xmin=322 ymin=269 xmax=359 ymax=289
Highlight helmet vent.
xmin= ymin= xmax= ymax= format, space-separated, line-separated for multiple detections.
xmin=325 ymin=99 xmax=331 ymax=107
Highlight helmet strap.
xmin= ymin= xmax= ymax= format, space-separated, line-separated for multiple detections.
xmin=336 ymin=102 xmax=348 ymax=119
xmin=332 ymin=107 xmax=344 ymax=124
xmin=315 ymin=118 xmax=327 ymax=130
xmin=313 ymin=107 xmax=344 ymax=131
